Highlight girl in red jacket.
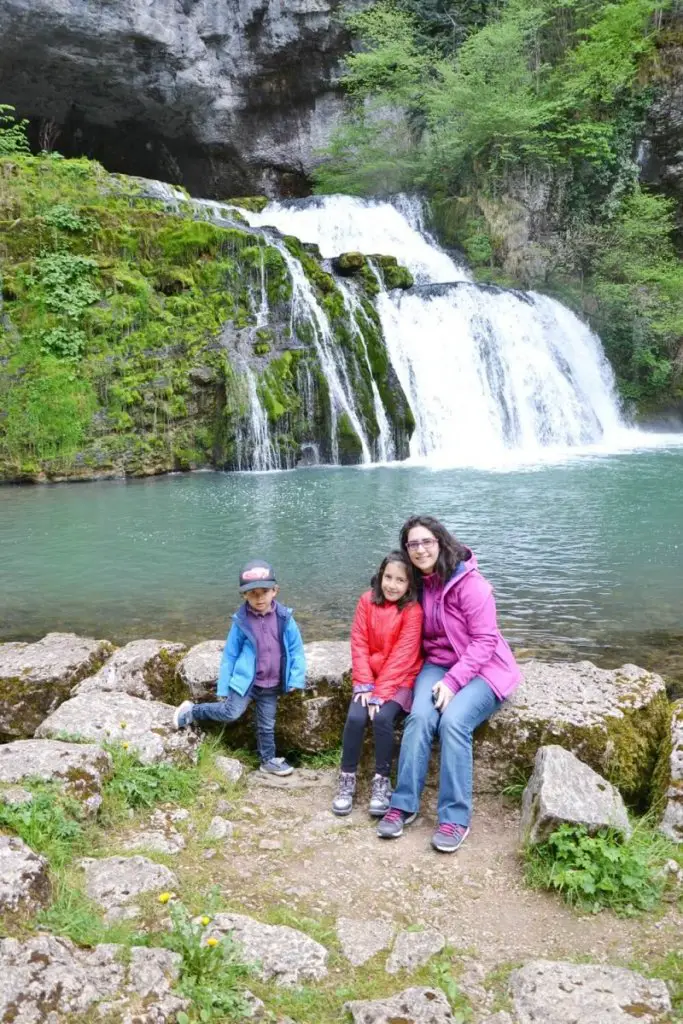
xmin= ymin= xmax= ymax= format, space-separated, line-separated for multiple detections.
xmin=332 ymin=551 xmax=423 ymax=818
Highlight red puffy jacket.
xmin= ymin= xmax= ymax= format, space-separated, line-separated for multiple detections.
xmin=350 ymin=591 xmax=423 ymax=702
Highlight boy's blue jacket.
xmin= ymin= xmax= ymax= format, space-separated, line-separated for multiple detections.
xmin=216 ymin=601 xmax=306 ymax=698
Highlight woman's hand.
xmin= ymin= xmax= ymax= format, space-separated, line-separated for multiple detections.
xmin=432 ymin=681 xmax=454 ymax=712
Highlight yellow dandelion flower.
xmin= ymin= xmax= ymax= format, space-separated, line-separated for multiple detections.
xmin=206 ymin=937 xmax=219 ymax=947
xmin=121 ymin=741 xmax=129 ymax=750
xmin=158 ymin=892 xmax=172 ymax=904
xmin=120 ymin=722 xmax=127 ymax=729
xmin=201 ymin=916 xmax=211 ymax=926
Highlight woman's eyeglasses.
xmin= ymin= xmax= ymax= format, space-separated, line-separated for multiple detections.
xmin=406 ymin=538 xmax=438 ymax=551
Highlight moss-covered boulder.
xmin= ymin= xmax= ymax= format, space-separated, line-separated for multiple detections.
xmin=74 ymin=639 xmax=188 ymax=704
xmin=475 ymin=660 xmax=670 ymax=807
xmin=658 ymin=700 xmax=683 ymax=842
xmin=0 ymin=632 xmax=113 ymax=740
xmin=0 ymin=739 xmax=113 ymax=816
xmin=333 ymin=252 xmax=367 ymax=276
xmin=370 ymin=254 xmax=414 ymax=290
xmin=176 ymin=640 xmax=225 ymax=702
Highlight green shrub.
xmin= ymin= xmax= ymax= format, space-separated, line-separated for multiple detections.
xmin=524 ymin=821 xmax=675 ymax=916
xmin=0 ymin=104 xmax=30 ymax=155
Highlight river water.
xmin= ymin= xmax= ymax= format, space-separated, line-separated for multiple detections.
xmin=1 ymin=447 xmax=682 ymax=687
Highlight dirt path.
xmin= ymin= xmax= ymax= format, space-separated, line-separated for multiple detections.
xmin=213 ymin=769 xmax=680 ymax=972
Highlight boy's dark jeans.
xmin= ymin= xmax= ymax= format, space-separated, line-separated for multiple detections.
xmin=191 ymin=686 xmax=279 ymax=763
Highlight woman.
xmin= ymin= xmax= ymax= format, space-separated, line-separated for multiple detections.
xmin=377 ymin=515 xmax=521 ymax=853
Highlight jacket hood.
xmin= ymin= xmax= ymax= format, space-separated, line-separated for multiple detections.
xmin=443 ymin=549 xmax=478 ymax=596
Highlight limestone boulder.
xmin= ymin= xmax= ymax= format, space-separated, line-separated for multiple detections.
xmin=277 ymin=640 xmax=351 ymax=753
xmin=345 ymin=987 xmax=454 ymax=1023
xmin=475 ymin=660 xmax=669 ymax=804
xmin=80 ymin=855 xmax=178 ymax=909
xmin=207 ymin=912 xmax=328 ymax=986
xmin=36 ymin=692 xmax=200 ymax=765
xmin=508 ymin=960 xmax=671 ymax=1023
xmin=0 ymin=739 xmax=113 ymax=815
xmin=520 ymin=745 xmax=631 ymax=845
xmin=659 ymin=700 xmax=683 ymax=843
xmin=75 ymin=639 xmax=188 ymax=703
xmin=337 ymin=917 xmax=395 ymax=967
xmin=177 ymin=639 xmax=224 ymax=702
xmin=386 ymin=928 xmax=445 ymax=975
xmin=215 ymin=755 xmax=245 ymax=783
xmin=0 ymin=632 xmax=113 ymax=739
xmin=0 ymin=836 xmax=51 ymax=914
xmin=0 ymin=935 xmax=187 ymax=1023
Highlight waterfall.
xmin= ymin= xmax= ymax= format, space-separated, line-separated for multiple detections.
xmin=241 ymin=195 xmax=628 ymax=466
xmin=239 ymin=368 xmax=282 ymax=472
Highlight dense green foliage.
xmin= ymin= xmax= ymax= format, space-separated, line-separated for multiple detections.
xmin=524 ymin=820 xmax=678 ymax=914
xmin=315 ymin=0 xmax=683 ymax=409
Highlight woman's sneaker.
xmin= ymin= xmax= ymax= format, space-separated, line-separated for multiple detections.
xmin=259 ymin=757 xmax=294 ymax=777
xmin=332 ymin=772 xmax=356 ymax=816
xmin=376 ymin=807 xmax=417 ymax=838
xmin=173 ymin=700 xmax=194 ymax=730
xmin=431 ymin=822 xmax=470 ymax=853
xmin=368 ymin=774 xmax=391 ymax=817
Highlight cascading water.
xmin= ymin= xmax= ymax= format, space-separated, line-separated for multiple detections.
xmin=242 ymin=195 xmax=629 ymax=466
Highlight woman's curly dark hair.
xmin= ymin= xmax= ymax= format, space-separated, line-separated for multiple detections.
xmin=370 ymin=550 xmax=418 ymax=609
xmin=399 ymin=515 xmax=470 ymax=582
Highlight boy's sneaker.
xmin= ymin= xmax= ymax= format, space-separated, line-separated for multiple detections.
xmin=173 ymin=700 xmax=194 ymax=730
xmin=332 ymin=772 xmax=356 ymax=816
xmin=259 ymin=757 xmax=294 ymax=777
xmin=368 ymin=774 xmax=391 ymax=817
xmin=431 ymin=822 xmax=470 ymax=853
xmin=376 ymin=807 xmax=417 ymax=839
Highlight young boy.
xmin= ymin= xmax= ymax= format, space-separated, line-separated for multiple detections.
xmin=173 ymin=559 xmax=306 ymax=776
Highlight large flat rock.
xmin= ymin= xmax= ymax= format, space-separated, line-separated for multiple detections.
xmin=475 ymin=660 xmax=670 ymax=804
xmin=0 ymin=739 xmax=113 ymax=815
xmin=75 ymin=639 xmax=188 ymax=703
xmin=659 ymin=700 xmax=683 ymax=842
xmin=508 ymin=960 xmax=671 ymax=1023
xmin=36 ymin=692 xmax=200 ymax=765
xmin=0 ymin=836 xmax=51 ymax=915
xmin=0 ymin=632 xmax=113 ymax=739
xmin=520 ymin=745 xmax=630 ymax=845
xmin=80 ymin=855 xmax=178 ymax=908
xmin=208 ymin=912 xmax=328 ymax=986
xmin=0 ymin=935 xmax=186 ymax=1023
xmin=345 ymin=987 xmax=454 ymax=1023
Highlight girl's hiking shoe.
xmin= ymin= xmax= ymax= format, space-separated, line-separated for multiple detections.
xmin=368 ymin=774 xmax=392 ymax=817
xmin=376 ymin=807 xmax=417 ymax=838
xmin=173 ymin=700 xmax=194 ymax=730
xmin=259 ymin=757 xmax=294 ymax=777
xmin=332 ymin=771 xmax=356 ymax=816
xmin=431 ymin=822 xmax=470 ymax=853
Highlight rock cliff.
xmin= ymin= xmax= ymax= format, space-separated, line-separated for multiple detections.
xmin=0 ymin=0 xmax=353 ymax=196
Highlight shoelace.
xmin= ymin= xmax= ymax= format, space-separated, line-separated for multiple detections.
xmin=383 ymin=808 xmax=404 ymax=824
xmin=437 ymin=822 xmax=467 ymax=837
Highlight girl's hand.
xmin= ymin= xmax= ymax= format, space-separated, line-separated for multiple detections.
xmin=367 ymin=699 xmax=384 ymax=721
xmin=353 ymin=691 xmax=371 ymax=707
xmin=432 ymin=681 xmax=454 ymax=712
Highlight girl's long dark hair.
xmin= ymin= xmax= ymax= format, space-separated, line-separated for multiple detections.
xmin=399 ymin=515 xmax=470 ymax=582
xmin=370 ymin=550 xmax=417 ymax=609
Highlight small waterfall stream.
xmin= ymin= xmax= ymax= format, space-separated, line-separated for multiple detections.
xmin=241 ymin=195 xmax=627 ymax=466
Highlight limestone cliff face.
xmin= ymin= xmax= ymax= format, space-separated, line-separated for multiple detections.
xmin=0 ymin=0 xmax=350 ymax=196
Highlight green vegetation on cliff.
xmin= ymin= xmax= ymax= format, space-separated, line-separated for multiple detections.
xmin=0 ymin=116 xmax=412 ymax=479
xmin=315 ymin=0 xmax=683 ymax=410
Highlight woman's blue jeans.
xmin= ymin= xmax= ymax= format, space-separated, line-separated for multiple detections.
xmin=391 ymin=664 xmax=501 ymax=827
xmin=191 ymin=686 xmax=278 ymax=764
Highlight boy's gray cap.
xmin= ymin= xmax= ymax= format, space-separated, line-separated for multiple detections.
xmin=239 ymin=559 xmax=277 ymax=592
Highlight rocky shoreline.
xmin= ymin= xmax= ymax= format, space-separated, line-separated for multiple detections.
xmin=0 ymin=631 xmax=681 ymax=1023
